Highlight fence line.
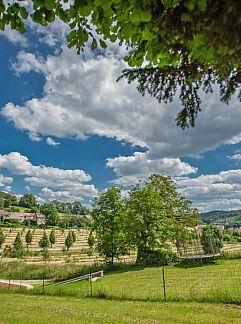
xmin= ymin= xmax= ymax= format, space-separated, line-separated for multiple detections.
xmin=47 ymin=270 xmax=104 ymax=287
xmin=1 ymin=259 xmax=241 ymax=304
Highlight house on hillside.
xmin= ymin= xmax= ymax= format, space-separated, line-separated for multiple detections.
xmin=0 ymin=210 xmax=45 ymax=225
xmin=195 ymin=224 xmax=206 ymax=234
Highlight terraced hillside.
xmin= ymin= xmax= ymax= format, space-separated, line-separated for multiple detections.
xmin=1 ymin=228 xmax=135 ymax=265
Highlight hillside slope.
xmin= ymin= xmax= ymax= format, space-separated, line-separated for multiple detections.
xmin=201 ymin=210 xmax=241 ymax=225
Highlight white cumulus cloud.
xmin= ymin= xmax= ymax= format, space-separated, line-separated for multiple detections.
xmin=46 ymin=137 xmax=60 ymax=146
xmin=176 ymin=169 xmax=241 ymax=211
xmin=0 ymin=26 xmax=28 ymax=47
xmin=107 ymin=152 xmax=197 ymax=186
xmin=0 ymin=174 xmax=13 ymax=187
xmin=0 ymin=152 xmax=97 ymax=201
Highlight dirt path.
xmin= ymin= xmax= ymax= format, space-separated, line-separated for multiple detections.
xmin=0 ymin=279 xmax=33 ymax=289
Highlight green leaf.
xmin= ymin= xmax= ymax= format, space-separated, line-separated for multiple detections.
xmin=99 ymin=39 xmax=107 ymax=48
xmin=109 ymin=34 xmax=117 ymax=42
xmin=67 ymin=29 xmax=77 ymax=43
xmin=140 ymin=10 xmax=152 ymax=22
xmin=33 ymin=0 xmax=45 ymax=9
xmin=57 ymin=8 xmax=69 ymax=23
xmin=20 ymin=7 xmax=28 ymax=20
xmin=80 ymin=4 xmax=92 ymax=17
xmin=91 ymin=38 xmax=97 ymax=49
xmin=44 ymin=0 xmax=56 ymax=11
xmin=31 ymin=10 xmax=42 ymax=24
xmin=130 ymin=10 xmax=141 ymax=23
xmin=45 ymin=10 xmax=55 ymax=23
xmin=142 ymin=29 xmax=153 ymax=40
xmin=0 ymin=1 xmax=5 ymax=13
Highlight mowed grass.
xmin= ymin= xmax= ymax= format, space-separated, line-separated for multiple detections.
xmin=37 ymin=259 xmax=241 ymax=303
xmin=1 ymin=294 xmax=241 ymax=324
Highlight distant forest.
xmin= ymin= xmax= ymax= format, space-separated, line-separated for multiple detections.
xmin=201 ymin=210 xmax=241 ymax=226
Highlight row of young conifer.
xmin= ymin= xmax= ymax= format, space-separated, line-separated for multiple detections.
xmin=0 ymin=228 xmax=77 ymax=258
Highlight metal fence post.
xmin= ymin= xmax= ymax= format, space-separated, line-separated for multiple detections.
xmin=42 ymin=273 xmax=45 ymax=293
xmin=162 ymin=267 xmax=166 ymax=301
xmin=8 ymin=274 xmax=11 ymax=290
xmin=89 ymin=267 xmax=93 ymax=297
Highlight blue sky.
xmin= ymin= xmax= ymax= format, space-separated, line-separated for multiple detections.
xmin=1 ymin=22 xmax=241 ymax=211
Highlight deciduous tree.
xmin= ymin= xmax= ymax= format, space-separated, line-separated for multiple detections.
xmin=19 ymin=194 xmax=36 ymax=209
xmin=91 ymin=187 xmax=128 ymax=265
xmin=201 ymin=224 xmax=223 ymax=254
xmin=40 ymin=204 xmax=59 ymax=226
xmin=125 ymin=174 xmax=199 ymax=263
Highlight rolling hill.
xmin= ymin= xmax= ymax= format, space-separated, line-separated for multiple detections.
xmin=201 ymin=210 xmax=241 ymax=225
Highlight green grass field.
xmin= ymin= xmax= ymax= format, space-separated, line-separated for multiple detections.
xmin=0 ymin=294 xmax=241 ymax=324
xmin=1 ymin=260 xmax=241 ymax=323
xmin=34 ymin=259 xmax=241 ymax=303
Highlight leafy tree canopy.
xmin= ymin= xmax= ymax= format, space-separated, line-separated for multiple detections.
xmin=40 ymin=203 xmax=59 ymax=226
xmin=125 ymin=174 xmax=199 ymax=262
xmin=19 ymin=193 xmax=37 ymax=209
xmin=0 ymin=192 xmax=18 ymax=208
xmin=91 ymin=175 xmax=199 ymax=264
xmin=201 ymin=224 xmax=223 ymax=254
xmin=91 ymin=187 xmax=129 ymax=264
xmin=50 ymin=200 xmax=89 ymax=215
xmin=0 ymin=1 xmax=240 ymax=127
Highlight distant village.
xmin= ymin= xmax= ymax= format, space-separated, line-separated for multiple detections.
xmin=0 ymin=210 xmax=45 ymax=225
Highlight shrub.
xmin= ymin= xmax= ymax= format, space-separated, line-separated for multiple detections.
xmin=88 ymin=233 xmax=95 ymax=248
xmin=25 ymin=229 xmax=33 ymax=247
xmin=71 ymin=230 xmax=76 ymax=243
xmin=42 ymin=249 xmax=51 ymax=262
xmin=0 ymin=228 xmax=5 ymax=247
xmin=223 ymin=233 xmax=237 ymax=243
xmin=12 ymin=233 xmax=25 ymax=258
xmin=65 ymin=231 xmax=73 ymax=251
xmin=39 ymin=231 xmax=50 ymax=249
xmin=201 ymin=225 xmax=223 ymax=254
xmin=136 ymin=249 xmax=178 ymax=266
xmin=49 ymin=229 xmax=56 ymax=247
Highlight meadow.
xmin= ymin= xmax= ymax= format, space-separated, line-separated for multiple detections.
xmin=0 ymin=294 xmax=241 ymax=324
xmin=7 ymin=259 xmax=239 ymax=304
xmin=1 ymin=227 xmax=241 ymax=323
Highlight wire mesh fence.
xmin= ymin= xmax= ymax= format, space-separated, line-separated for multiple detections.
xmin=1 ymin=259 xmax=241 ymax=304
xmin=91 ymin=261 xmax=241 ymax=303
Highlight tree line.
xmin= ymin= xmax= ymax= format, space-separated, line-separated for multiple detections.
xmin=0 ymin=192 xmax=90 ymax=228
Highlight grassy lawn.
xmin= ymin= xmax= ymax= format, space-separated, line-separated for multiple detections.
xmin=35 ymin=259 xmax=241 ymax=303
xmin=0 ymin=294 xmax=241 ymax=324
